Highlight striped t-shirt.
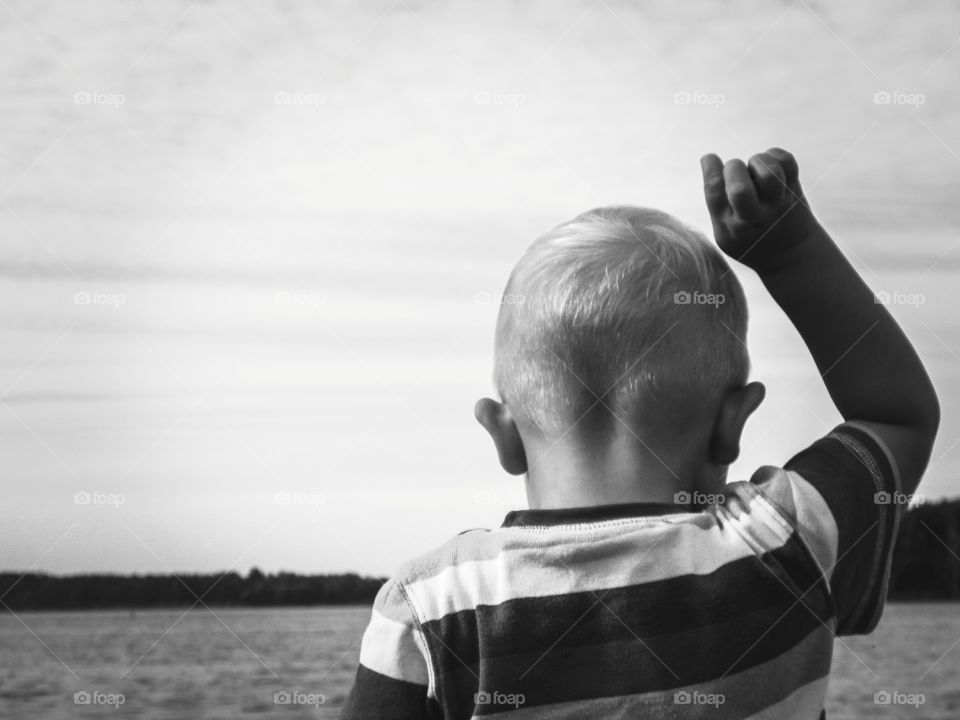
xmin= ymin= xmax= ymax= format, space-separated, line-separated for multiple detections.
xmin=341 ymin=422 xmax=902 ymax=719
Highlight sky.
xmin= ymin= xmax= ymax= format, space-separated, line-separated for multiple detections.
xmin=1 ymin=0 xmax=959 ymax=576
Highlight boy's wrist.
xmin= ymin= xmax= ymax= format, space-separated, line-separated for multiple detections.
xmin=745 ymin=222 xmax=832 ymax=277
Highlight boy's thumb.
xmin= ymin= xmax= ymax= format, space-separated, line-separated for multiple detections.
xmin=700 ymin=154 xmax=728 ymax=215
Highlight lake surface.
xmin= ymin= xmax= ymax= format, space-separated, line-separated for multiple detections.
xmin=1 ymin=604 xmax=958 ymax=718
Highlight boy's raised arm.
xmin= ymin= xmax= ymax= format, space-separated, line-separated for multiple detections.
xmin=700 ymin=148 xmax=940 ymax=495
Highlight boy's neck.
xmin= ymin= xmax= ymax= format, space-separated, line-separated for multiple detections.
xmin=522 ymin=431 xmax=717 ymax=510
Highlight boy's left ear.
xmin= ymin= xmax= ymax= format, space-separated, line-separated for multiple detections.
xmin=710 ymin=382 xmax=766 ymax=465
xmin=474 ymin=398 xmax=528 ymax=475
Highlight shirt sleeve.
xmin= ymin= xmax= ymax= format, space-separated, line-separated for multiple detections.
xmin=340 ymin=578 xmax=438 ymax=720
xmin=750 ymin=421 xmax=903 ymax=636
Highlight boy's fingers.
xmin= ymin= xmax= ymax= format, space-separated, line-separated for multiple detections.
xmin=700 ymin=154 xmax=728 ymax=216
xmin=723 ymin=159 xmax=761 ymax=220
xmin=748 ymin=153 xmax=786 ymax=204
xmin=764 ymin=147 xmax=800 ymax=187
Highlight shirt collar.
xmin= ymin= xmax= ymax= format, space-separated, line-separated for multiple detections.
xmin=501 ymin=502 xmax=691 ymax=528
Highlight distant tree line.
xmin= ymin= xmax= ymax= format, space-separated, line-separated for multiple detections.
xmin=1 ymin=500 xmax=958 ymax=610
xmin=0 ymin=569 xmax=386 ymax=611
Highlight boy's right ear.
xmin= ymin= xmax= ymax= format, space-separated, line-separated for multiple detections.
xmin=709 ymin=381 xmax=766 ymax=465
xmin=474 ymin=398 xmax=528 ymax=475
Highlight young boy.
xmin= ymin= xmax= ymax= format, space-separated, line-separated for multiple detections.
xmin=340 ymin=148 xmax=940 ymax=718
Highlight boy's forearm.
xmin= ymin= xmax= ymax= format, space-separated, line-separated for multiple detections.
xmin=756 ymin=225 xmax=939 ymax=433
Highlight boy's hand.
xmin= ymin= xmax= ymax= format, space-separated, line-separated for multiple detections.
xmin=700 ymin=148 xmax=823 ymax=273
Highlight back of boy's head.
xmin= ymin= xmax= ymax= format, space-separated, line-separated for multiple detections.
xmin=494 ymin=206 xmax=750 ymax=440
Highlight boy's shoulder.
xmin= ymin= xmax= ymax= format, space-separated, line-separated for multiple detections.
xmin=380 ymin=525 xmax=498 ymax=598
xmin=384 ymin=472 xmax=820 ymax=596
xmin=379 ymin=480 xmax=801 ymax=611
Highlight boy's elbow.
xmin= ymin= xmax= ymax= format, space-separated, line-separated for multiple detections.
xmin=873 ymin=384 xmax=940 ymax=494
xmin=903 ymin=376 xmax=940 ymax=448
xmin=920 ymin=390 xmax=941 ymax=448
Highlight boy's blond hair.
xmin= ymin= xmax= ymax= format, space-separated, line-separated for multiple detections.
xmin=494 ymin=206 xmax=750 ymax=438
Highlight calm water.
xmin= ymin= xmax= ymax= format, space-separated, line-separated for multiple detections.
xmin=1 ymin=604 xmax=958 ymax=718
